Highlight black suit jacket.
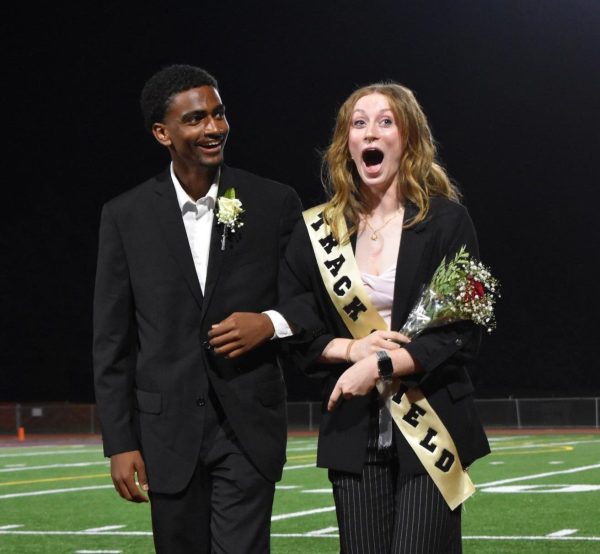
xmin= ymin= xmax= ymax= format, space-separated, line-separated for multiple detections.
xmin=279 ymin=197 xmax=490 ymax=475
xmin=93 ymin=165 xmax=302 ymax=493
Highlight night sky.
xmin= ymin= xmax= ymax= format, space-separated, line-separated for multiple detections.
xmin=2 ymin=1 xmax=599 ymax=402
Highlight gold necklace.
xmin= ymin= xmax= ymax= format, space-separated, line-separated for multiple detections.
xmin=364 ymin=211 xmax=400 ymax=240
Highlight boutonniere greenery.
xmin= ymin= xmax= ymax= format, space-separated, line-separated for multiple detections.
xmin=216 ymin=187 xmax=244 ymax=250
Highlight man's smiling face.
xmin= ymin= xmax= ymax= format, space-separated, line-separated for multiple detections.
xmin=153 ymin=85 xmax=229 ymax=169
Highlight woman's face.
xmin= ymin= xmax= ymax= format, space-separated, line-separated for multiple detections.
xmin=348 ymin=93 xmax=404 ymax=190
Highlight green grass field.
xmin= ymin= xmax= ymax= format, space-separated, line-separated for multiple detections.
xmin=1 ymin=432 xmax=599 ymax=553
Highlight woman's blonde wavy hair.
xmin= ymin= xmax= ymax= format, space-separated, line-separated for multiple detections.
xmin=322 ymin=82 xmax=460 ymax=242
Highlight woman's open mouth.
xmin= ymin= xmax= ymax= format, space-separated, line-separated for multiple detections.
xmin=362 ymin=148 xmax=384 ymax=175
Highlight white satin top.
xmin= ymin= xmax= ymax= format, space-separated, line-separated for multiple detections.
xmin=361 ymin=265 xmax=396 ymax=328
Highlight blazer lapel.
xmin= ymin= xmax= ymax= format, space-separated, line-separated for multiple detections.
xmin=151 ymin=171 xmax=204 ymax=310
xmin=199 ymin=166 xmax=236 ymax=323
xmin=391 ymin=202 xmax=429 ymax=330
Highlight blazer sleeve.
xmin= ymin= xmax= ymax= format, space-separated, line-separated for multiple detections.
xmin=274 ymin=188 xmax=324 ymax=341
xmin=402 ymin=203 xmax=482 ymax=386
xmin=277 ymin=187 xmax=303 ymax=258
xmin=277 ymin=220 xmax=335 ymax=375
xmin=93 ymin=203 xmax=139 ymax=457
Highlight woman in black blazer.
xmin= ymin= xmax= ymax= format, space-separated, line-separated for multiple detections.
xmin=280 ymin=83 xmax=490 ymax=553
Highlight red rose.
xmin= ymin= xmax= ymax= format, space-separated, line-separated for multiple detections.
xmin=473 ymin=279 xmax=485 ymax=298
xmin=465 ymin=276 xmax=485 ymax=301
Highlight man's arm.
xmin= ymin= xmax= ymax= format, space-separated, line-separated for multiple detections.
xmin=208 ymin=188 xmax=303 ymax=357
xmin=93 ymin=204 xmax=147 ymax=502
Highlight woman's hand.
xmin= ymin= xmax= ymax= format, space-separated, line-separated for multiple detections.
xmin=327 ymin=343 xmax=422 ymax=411
xmin=327 ymin=354 xmax=380 ymax=411
xmin=349 ymin=330 xmax=410 ymax=362
xmin=319 ymin=331 xmax=411 ymax=365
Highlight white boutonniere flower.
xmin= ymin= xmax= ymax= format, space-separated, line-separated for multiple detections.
xmin=216 ymin=187 xmax=244 ymax=250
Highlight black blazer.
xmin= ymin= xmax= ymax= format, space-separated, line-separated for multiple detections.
xmin=279 ymin=197 xmax=490 ymax=475
xmin=93 ymin=165 xmax=302 ymax=493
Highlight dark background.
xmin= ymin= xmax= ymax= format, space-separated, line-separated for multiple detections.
xmin=2 ymin=1 xmax=598 ymax=402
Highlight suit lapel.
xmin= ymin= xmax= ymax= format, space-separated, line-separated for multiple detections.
xmin=391 ymin=202 xmax=429 ymax=330
xmin=151 ymin=171 xmax=204 ymax=310
xmin=200 ymin=166 xmax=237 ymax=323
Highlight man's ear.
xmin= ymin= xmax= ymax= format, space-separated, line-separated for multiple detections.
xmin=152 ymin=123 xmax=171 ymax=147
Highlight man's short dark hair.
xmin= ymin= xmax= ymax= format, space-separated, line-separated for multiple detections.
xmin=140 ymin=64 xmax=219 ymax=132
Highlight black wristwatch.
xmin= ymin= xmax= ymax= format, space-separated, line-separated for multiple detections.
xmin=375 ymin=350 xmax=394 ymax=383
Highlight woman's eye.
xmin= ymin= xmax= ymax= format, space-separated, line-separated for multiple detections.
xmin=380 ymin=118 xmax=393 ymax=127
xmin=352 ymin=119 xmax=366 ymax=128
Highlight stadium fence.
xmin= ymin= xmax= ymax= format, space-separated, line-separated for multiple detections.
xmin=1 ymin=398 xmax=599 ymax=436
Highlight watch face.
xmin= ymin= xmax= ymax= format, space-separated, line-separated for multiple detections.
xmin=376 ymin=351 xmax=394 ymax=381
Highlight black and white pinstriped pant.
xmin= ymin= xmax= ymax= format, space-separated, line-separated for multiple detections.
xmin=329 ymin=410 xmax=462 ymax=553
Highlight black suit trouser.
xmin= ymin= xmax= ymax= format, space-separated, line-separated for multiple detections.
xmin=149 ymin=391 xmax=275 ymax=554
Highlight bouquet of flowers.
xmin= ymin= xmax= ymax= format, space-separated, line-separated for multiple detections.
xmin=400 ymin=245 xmax=500 ymax=337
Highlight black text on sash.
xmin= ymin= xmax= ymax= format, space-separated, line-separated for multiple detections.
xmin=310 ymin=211 xmax=367 ymax=322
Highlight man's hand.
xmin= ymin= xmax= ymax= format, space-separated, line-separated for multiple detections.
xmin=208 ymin=312 xmax=274 ymax=359
xmin=110 ymin=450 xmax=149 ymax=503
xmin=327 ymin=355 xmax=380 ymax=411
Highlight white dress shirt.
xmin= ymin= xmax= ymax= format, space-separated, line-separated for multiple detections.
xmin=172 ymin=164 xmax=218 ymax=292
xmin=170 ymin=164 xmax=292 ymax=338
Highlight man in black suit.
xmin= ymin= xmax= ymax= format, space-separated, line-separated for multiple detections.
xmin=93 ymin=64 xmax=302 ymax=553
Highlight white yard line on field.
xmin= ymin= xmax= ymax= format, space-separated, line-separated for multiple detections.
xmin=75 ymin=550 xmax=122 ymax=553
xmin=492 ymin=439 xmax=600 ymax=451
xmin=0 ymin=461 xmax=108 ymax=473
xmin=477 ymin=462 xmax=600 ymax=488
xmin=2 ymin=464 xmax=596 ymax=500
xmin=0 ymin=449 xmax=101 ymax=458
xmin=306 ymin=526 xmax=339 ymax=536
xmin=272 ymin=532 xmax=338 ymax=538
xmin=463 ymin=535 xmax=600 ymax=542
xmin=270 ymin=532 xmax=600 ymax=541
xmin=0 ymin=484 xmax=114 ymax=500
xmin=271 ymin=506 xmax=336 ymax=521
xmin=82 ymin=525 xmax=126 ymax=533
xmin=482 ymin=484 xmax=600 ymax=493
xmin=0 ymin=529 xmax=152 ymax=536
xmin=546 ymin=529 xmax=579 ymax=537
xmin=282 ymin=463 xmax=316 ymax=471
xmin=0 ymin=527 xmax=598 ymax=542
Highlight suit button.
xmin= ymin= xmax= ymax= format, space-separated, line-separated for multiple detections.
xmin=455 ymin=338 xmax=463 ymax=347
xmin=196 ymin=397 xmax=206 ymax=407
